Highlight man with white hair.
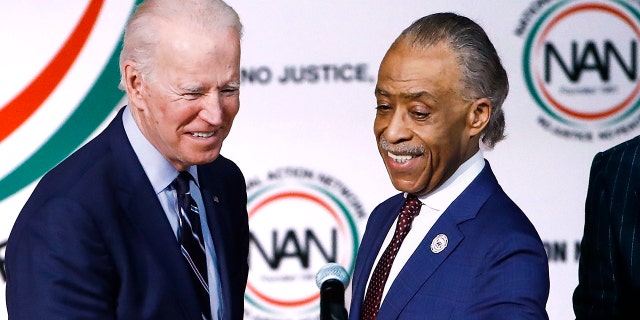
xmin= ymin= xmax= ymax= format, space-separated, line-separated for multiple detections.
xmin=5 ymin=0 xmax=248 ymax=319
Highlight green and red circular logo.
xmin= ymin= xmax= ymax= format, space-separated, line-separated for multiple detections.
xmin=0 ymin=0 xmax=141 ymax=203
xmin=244 ymin=167 xmax=365 ymax=319
xmin=522 ymin=0 xmax=640 ymax=140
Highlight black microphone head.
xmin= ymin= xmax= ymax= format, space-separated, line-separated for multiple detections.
xmin=315 ymin=262 xmax=350 ymax=289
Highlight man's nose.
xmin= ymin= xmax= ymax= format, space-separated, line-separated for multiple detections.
xmin=382 ymin=110 xmax=412 ymax=143
xmin=199 ymin=94 xmax=224 ymax=125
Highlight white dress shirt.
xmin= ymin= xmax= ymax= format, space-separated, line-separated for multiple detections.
xmin=365 ymin=151 xmax=485 ymax=303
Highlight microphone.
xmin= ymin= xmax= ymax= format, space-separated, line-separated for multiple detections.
xmin=316 ymin=263 xmax=350 ymax=320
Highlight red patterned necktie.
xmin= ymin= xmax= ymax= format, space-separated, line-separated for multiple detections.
xmin=361 ymin=194 xmax=422 ymax=320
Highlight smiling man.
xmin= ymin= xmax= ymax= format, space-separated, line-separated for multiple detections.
xmin=5 ymin=0 xmax=248 ymax=319
xmin=348 ymin=13 xmax=550 ymax=320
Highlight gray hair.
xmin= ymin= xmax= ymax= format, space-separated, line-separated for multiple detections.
xmin=394 ymin=12 xmax=508 ymax=149
xmin=118 ymin=0 xmax=243 ymax=90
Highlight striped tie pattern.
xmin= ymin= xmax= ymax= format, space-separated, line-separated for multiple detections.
xmin=173 ymin=171 xmax=211 ymax=320
xmin=361 ymin=194 xmax=421 ymax=320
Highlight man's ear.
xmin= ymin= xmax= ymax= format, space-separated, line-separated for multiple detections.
xmin=467 ymin=97 xmax=492 ymax=137
xmin=123 ymin=61 xmax=145 ymax=108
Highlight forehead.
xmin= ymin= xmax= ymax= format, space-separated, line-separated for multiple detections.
xmin=376 ymin=42 xmax=462 ymax=97
xmin=155 ymin=22 xmax=239 ymax=63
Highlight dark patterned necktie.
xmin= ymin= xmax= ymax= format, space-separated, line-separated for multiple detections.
xmin=173 ymin=171 xmax=211 ymax=320
xmin=361 ymin=194 xmax=422 ymax=320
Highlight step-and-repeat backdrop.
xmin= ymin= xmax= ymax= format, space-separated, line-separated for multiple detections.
xmin=2 ymin=1 xmax=640 ymax=319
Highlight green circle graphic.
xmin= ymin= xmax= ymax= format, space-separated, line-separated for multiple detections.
xmin=522 ymin=0 xmax=640 ymax=128
xmin=0 ymin=0 xmax=144 ymax=202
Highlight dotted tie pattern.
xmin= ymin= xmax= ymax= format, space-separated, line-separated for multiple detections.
xmin=361 ymin=194 xmax=422 ymax=320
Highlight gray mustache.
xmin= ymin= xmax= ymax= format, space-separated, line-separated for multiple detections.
xmin=379 ymin=136 xmax=425 ymax=154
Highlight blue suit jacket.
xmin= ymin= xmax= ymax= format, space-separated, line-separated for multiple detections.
xmin=5 ymin=107 xmax=249 ymax=319
xmin=573 ymin=135 xmax=640 ymax=319
xmin=349 ymin=162 xmax=549 ymax=319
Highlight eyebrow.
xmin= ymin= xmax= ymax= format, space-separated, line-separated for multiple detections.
xmin=180 ymin=84 xmax=206 ymax=93
xmin=375 ymin=88 xmax=435 ymax=100
xmin=179 ymin=81 xmax=241 ymax=93
xmin=401 ymin=91 xmax=433 ymax=100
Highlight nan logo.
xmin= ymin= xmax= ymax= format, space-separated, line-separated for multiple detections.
xmin=519 ymin=0 xmax=640 ymax=141
xmin=244 ymin=167 xmax=365 ymax=320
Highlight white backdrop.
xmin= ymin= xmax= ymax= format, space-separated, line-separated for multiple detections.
xmin=2 ymin=1 xmax=640 ymax=319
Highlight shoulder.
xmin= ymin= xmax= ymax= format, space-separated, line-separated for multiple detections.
xmin=27 ymin=128 xmax=118 ymax=208
xmin=36 ymin=111 xmax=126 ymax=194
xmin=366 ymin=193 xmax=405 ymax=223
xmin=482 ymin=190 xmax=537 ymax=233
xmin=372 ymin=193 xmax=405 ymax=212
xmin=593 ymin=135 xmax=640 ymax=168
xmin=462 ymin=174 xmax=542 ymax=244
xmin=585 ymin=136 xmax=640 ymax=188
xmin=201 ymin=155 xmax=243 ymax=178
xmin=15 ymin=114 xmax=132 ymax=231
xmin=601 ymin=135 xmax=640 ymax=156
xmin=204 ymin=155 xmax=246 ymax=200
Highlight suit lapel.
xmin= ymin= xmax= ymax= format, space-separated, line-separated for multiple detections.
xmin=377 ymin=210 xmax=464 ymax=318
xmin=350 ymin=194 xmax=405 ymax=318
xmin=109 ymin=108 xmax=200 ymax=319
xmin=198 ymin=166 xmax=235 ymax=319
xmin=376 ymin=162 xmax=500 ymax=319
xmin=360 ymin=196 xmax=405 ymax=280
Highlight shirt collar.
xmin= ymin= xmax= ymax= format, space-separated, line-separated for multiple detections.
xmin=122 ymin=106 xmax=199 ymax=193
xmin=414 ymin=151 xmax=485 ymax=212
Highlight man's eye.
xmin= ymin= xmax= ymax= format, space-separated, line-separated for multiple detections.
xmin=413 ymin=111 xmax=430 ymax=119
xmin=182 ymin=92 xmax=203 ymax=100
xmin=376 ymin=105 xmax=391 ymax=111
xmin=221 ymin=88 xmax=239 ymax=96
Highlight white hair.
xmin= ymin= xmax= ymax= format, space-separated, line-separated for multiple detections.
xmin=118 ymin=0 xmax=242 ymax=90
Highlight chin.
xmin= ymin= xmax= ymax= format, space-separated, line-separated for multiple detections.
xmin=179 ymin=154 xmax=217 ymax=168
xmin=390 ymin=181 xmax=417 ymax=194
xmin=196 ymin=155 xmax=220 ymax=165
xmin=389 ymin=176 xmax=430 ymax=195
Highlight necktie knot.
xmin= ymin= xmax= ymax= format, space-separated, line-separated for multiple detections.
xmin=398 ymin=194 xmax=421 ymax=228
xmin=403 ymin=194 xmax=421 ymax=214
xmin=173 ymin=171 xmax=193 ymax=195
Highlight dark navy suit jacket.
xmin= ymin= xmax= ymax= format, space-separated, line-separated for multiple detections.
xmin=574 ymin=135 xmax=640 ymax=319
xmin=349 ymin=162 xmax=549 ymax=319
xmin=6 ymin=107 xmax=249 ymax=319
